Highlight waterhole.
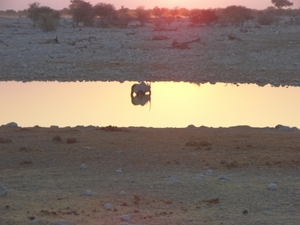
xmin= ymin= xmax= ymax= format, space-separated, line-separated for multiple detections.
xmin=0 ymin=81 xmax=299 ymax=128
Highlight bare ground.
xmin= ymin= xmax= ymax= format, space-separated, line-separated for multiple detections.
xmin=1 ymin=126 xmax=300 ymax=225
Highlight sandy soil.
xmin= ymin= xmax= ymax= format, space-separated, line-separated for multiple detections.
xmin=1 ymin=126 xmax=300 ymax=225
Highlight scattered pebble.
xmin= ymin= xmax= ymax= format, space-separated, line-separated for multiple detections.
xmin=194 ymin=173 xmax=204 ymax=180
xmin=48 ymin=221 xmax=76 ymax=225
xmin=188 ymin=217 xmax=195 ymax=221
xmin=104 ymin=203 xmax=113 ymax=210
xmin=242 ymin=210 xmax=248 ymax=215
xmin=0 ymin=183 xmax=7 ymax=197
xmin=30 ymin=218 xmax=42 ymax=224
xmin=0 ymin=137 xmax=12 ymax=144
xmin=120 ymin=222 xmax=129 ymax=225
xmin=81 ymin=190 xmax=98 ymax=196
xmin=120 ymin=215 xmax=131 ymax=222
xmin=267 ymin=183 xmax=277 ymax=191
xmin=52 ymin=135 xmax=62 ymax=142
xmin=116 ymin=169 xmax=123 ymax=173
xmin=286 ymin=206 xmax=295 ymax=212
xmin=119 ymin=191 xmax=126 ymax=195
xmin=66 ymin=138 xmax=77 ymax=144
xmin=167 ymin=176 xmax=182 ymax=185
xmin=205 ymin=170 xmax=214 ymax=176
xmin=80 ymin=164 xmax=87 ymax=169
xmin=218 ymin=175 xmax=229 ymax=181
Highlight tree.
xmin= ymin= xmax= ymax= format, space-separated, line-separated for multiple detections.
xmin=152 ymin=6 xmax=169 ymax=18
xmin=135 ymin=6 xmax=150 ymax=25
xmin=115 ymin=6 xmax=134 ymax=26
xmin=169 ymin=7 xmax=179 ymax=17
xmin=94 ymin=3 xmax=116 ymax=20
xmin=178 ymin=7 xmax=190 ymax=18
xmin=27 ymin=2 xmax=60 ymax=31
xmin=271 ymin=0 xmax=293 ymax=9
xmin=221 ymin=6 xmax=254 ymax=28
xmin=69 ymin=0 xmax=94 ymax=26
xmin=190 ymin=9 xmax=218 ymax=26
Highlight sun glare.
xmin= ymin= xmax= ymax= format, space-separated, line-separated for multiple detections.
xmin=1 ymin=81 xmax=300 ymax=128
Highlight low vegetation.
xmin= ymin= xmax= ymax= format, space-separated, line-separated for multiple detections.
xmin=27 ymin=2 xmax=60 ymax=31
xmin=0 ymin=0 xmax=299 ymax=31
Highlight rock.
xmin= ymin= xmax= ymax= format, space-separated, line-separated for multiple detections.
xmin=0 ymin=183 xmax=8 ymax=197
xmin=194 ymin=173 xmax=204 ymax=180
xmin=66 ymin=138 xmax=77 ymax=144
xmin=52 ymin=135 xmax=62 ymax=142
xmin=80 ymin=164 xmax=87 ymax=169
xmin=104 ymin=203 xmax=113 ymax=210
xmin=120 ymin=215 xmax=131 ymax=222
xmin=0 ymin=138 xmax=12 ymax=144
xmin=81 ymin=190 xmax=98 ymax=196
xmin=116 ymin=168 xmax=123 ymax=173
xmin=218 ymin=175 xmax=229 ymax=181
xmin=48 ymin=221 xmax=76 ymax=225
xmin=167 ymin=176 xmax=182 ymax=185
xmin=275 ymin=124 xmax=299 ymax=132
xmin=4 ymin=122 xmax=18 ymax=127
xmin=205 ymin=170 xmax=214 ymax=176
xmin=119 ymin=222 xmax=129 ymax=225
xmin=119 ymin=191 xmax=126 ymax=195
xmin=267 ymin=183 xmax=277 ymax=191
xmin=30 ymin=218 xmax=42 ymax=224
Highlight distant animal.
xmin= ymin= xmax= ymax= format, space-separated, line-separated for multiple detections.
xmin=131 ymin=81 xmax=151 ymax=96
xmin=131 ymin=94 xmax=151 ymax=106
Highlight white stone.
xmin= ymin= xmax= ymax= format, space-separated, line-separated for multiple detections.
xmin=267 ymin=183 xmax=277 ymax=191
xmin=80 ymin=164 xmax=87 ymax=169
xmin=0 ymin=183 xmax=7 ymax=197
xmin=104 ymin=203 xmax=113 ymax=210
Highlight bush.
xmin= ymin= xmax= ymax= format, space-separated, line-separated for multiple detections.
xmin=257 ymin=13 xmax=277 ymax=25
xmin=38 ymin=13 xmax=59 ymax=31
xmin=27 ymin=2 xmax=60 ymax=31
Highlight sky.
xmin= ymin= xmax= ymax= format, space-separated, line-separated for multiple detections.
xmin=1 ymin=0 xmax=300 ymax=11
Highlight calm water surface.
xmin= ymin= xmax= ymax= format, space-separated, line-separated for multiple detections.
xmin=0 ymin=81 xmax=299 ymax=128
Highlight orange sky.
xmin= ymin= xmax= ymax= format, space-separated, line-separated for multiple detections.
xmin=1 ymin=0 xmax=299 ymax=11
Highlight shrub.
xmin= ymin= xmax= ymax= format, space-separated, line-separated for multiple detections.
xmin=257 ymin=12 xmax=277 ymax=25
xmin=38 ymin=12 xmax=59 ymax=31
xmin=27 ymin=2 xmax=60 ymax=31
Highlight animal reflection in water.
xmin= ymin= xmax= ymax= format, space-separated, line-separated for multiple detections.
xmin=130 ymin=81 xmax=151 ymax=106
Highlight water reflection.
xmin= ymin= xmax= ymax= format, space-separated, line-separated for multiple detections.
xmin=130 ymin=81 xmax=151 ymax=106
xmin=0 ymin=81 xmax=299 ymax=128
